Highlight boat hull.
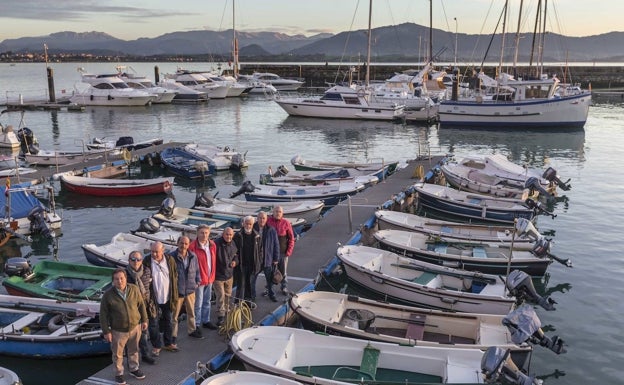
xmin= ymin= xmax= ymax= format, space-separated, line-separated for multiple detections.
xmin=61 ymin=175 xmax=173 ymax=196
xmin=275 ymin=99 xmax=404 ymax=121
xmin=439 ymin=93 xmax=591 ymax=129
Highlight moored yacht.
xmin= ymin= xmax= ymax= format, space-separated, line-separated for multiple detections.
xmin=69 ymin=72 xmax=154 ymax=106
xmin=274 ymin=85 xmax=405 ymax=121
xmin=167 ymin=70 xmax=230 ymax=99
xmin=239 ymin=72 xmax=303 ymax=92
xmin=115 ymin=66 xmax=177 ymax=104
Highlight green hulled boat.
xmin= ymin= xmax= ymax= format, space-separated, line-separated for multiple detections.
xmin=2 ymin=259 xmax=113 ymax=301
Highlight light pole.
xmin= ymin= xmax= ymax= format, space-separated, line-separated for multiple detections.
xmin=454 ymin=17 xmax=458 ymax=66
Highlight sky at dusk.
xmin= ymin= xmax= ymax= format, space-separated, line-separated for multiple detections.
xmin=0 ymin=0 xmax=621 ymax=41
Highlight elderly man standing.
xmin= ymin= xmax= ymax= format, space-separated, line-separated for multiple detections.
xmin=213 ymin=227 xmax=239 ymax=326
xmin=189 ymin=224 xmax=218 ymax=330
xmin=100 ymin=268 xmax=148 ymax=385
xmin=125 ymin=250 xmax=157 ymax=365
xmin=255 ymin=211 xmax=280 ymax=302
xmin=170 ymin=235 xmax=202 ymax=340
xmin=267 ymin=205 xmax=295 ymax=294
xmin=143 ymin=241 xmax=178 ymax=353
xmin=233 ymin=215 xmax=262 ymax=308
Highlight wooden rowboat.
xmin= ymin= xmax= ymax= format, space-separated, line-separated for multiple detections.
xmin=60 ymin=174 xmax=173 ymax=196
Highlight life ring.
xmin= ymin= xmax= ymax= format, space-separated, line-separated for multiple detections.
xmin=48 ymin=314 xmax=64 ymax=332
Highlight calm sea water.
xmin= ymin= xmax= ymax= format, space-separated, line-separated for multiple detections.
xmin=1 ymin=63 xmax=623 ymax=385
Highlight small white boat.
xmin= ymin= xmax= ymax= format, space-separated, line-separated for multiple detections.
xmin=24 ymin=148 xmax=120 ymax=166
xmin=232 ymin=180 xmax=365 ymax=207
xmin=259 ymin=165 xmax=384 ymax=187
xmin=183 ymin=143 xmax=249 ymax=170
xmin=414 ymin=183 xmax=554 ymax=225
xmin=290 ymin=154 xmax=399 ymax=174
xmin=0 ymin=366 xmax=21 ymax=385
xmin=193 ymin=195 xmax=324 ymax=225
xmin=290 ymin=291 xmax=565 ymax=368
xmin=337 ymin=245 xmax=554 ymax=315
xmin=200 ymin=371 xmax=303 ymax=385
xmin=0 ymin=110 xmax=21 ymax=149
xmin=82 ymin=232 xmax=176 ymax=268
xmin=239 ymin=72 xmax=303 ymax=92
xmin=231 ymin=325 xmax=488 ymax=384
xmin=440 ymin=154 xmax=571 ymax=200
xmin=131 ymin=218 xmax=197 ymax=246
xmin=376 ymin=210 xmax=542 ymax=245
xmin=372 ymin=229 xmax=563 ymax=276
xmin=0 ymin=294 xmax=109 ymax=358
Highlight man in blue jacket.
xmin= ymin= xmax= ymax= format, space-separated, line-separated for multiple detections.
xmin=170 ymin=235 xmax=202 ymax=340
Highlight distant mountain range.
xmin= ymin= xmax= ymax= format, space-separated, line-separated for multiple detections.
xmin=1 ymin=23 xmax=623 ymax=62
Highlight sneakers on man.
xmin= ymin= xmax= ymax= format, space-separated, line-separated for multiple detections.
xmin=163 ymin=344 xmax=179 ymax=352
xmin=189 ymin=329 xmax=204 ymax=339
xmin=282 ymin=287 xmax=289 ymax=295
xmin=262 ymin=289 xmax=269 ymax=297
xmin=115 ymin=375 xmax=126 ymax=385
xmin=129 ymin=369 xmax=146 ymax=379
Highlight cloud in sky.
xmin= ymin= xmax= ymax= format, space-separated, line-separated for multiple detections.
xmin=1 ymin=0 xmax=191 ymax=22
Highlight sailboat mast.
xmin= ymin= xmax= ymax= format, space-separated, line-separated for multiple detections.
xmin=498 ymin=0 xmax=508 ymax=76
xmin=538 ymin=0 xmax=548 ymax=77
xmin=233 ymin=0 xmax=239 ymax=77
xmin=366 ymin=0 xmax=372 ymax=87
xmin=429 ymin=0 xmax=433 ymax=64
xmin=512 ymin=0 xmax=524 ymax=74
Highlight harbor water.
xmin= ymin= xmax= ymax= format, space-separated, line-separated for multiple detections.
xmin=0 ymin=62 xmax=623 ymax=384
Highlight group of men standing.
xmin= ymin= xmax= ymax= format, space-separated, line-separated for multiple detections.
xmin=99 ymin=206 xmax=295 ymax=385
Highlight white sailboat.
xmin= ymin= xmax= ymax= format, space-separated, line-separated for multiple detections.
xmin=439 ymin=1 xmax=591 ymax=129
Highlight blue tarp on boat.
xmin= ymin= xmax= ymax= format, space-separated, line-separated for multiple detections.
xmin=0 ymin=185 xmax=44 ymax=219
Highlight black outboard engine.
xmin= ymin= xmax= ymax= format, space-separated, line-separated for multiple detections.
xmin=17 ymin=127 xmax=39 ymax=155
xmin=531 ymin=237 xmax=551 ymax=258
xmin=481 ymin=347 xmax=541 ymax=385
xmin=115 ymin=136 xmax=134 ymax=149
xmin=505 ymin=270 xmax=556 ymax=311
xmin=194 ymin=192 xmax=215 ymax=208
xmin=159 ymin=197 xmax=176 ymax=218
xmin=542 ymin=167 xmax=571 ymax=191
xmin=138 ymin=217 xmax=160 ymax=234
xmin=502 ymin=305 xmax=566 ymax=354
xmin=230 ymin=180 xmax=256 ymax=198
xmin=523 ymin=177 xmax=555 ymax=202
xmin=27 ymin=206 xmax=53 ymax=238
xmin=524 ymin=199 xmax=556 ymax=219
xmin=4 ymin=257 xmax=34 ymax=279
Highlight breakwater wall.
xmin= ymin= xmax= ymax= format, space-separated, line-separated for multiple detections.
xmin=239 ymin=63 xmax=624 ymax=90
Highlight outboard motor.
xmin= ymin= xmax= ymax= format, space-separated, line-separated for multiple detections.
xmin=137 ymin=217 xmax=160 ymax=234
xmin=505 ymin=270 xmax=556 ymax=311
xmin=17 ymin=127 xmax=39 ymax=155
xmin=481 ymin=347 xmax=541 ymax=385
xmin=4 ymin=257 xmax=34 ymax=279
xmin=523 ymin=177 xmax=555 ymax=202
xmin=159 ymin=197 xmax=176 ymax=218
xmin=194 ymin=192 xmax=215 ymax=208
xmin=230 ymin=180 xmax=256 ymax=198
xmin=542 ymin=167 xmax=571 ymax=191
xmin=524 ymin=199 xmax=556 ymax=219
xmin=27 ymin=206 xmax=53 ymax=238
xmin=273 ymin=165 xmax=289 ymax=177
xmin=502 ymin=305 xmax=566 ymax=354
xmin=115 ymin=136 xmax=134 ymax=149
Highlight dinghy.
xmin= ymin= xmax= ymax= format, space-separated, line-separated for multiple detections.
xmin=336 ymin=245 xmax=555 ymax=314
xmin=231 ymin=325 xmax=486 ymax=384
xmin=289 ymin=291 xmax=565 ymax=370
xmin=60 ymin=174 xmax=174 ymax=196
xmin=193 ymin=193 xmax=324 ymax=225
xmin=82 ymin=232 xmax=176 ymax=268
xmin=2 ymin=260 xmax=113 ymax=302
xmin=0 ymin=294 xmax=109 ymax=358
xmin=373 ymin=229 xmax=570 ymax=276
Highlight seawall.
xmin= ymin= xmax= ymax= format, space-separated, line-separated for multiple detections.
xmin=239 ymin=63 xmax=624 ymax=90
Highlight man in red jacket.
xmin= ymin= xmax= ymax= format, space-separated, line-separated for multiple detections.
xmin=266 ymin=205 xmax=295 ymax=294
xmin=189 ymin=224 xmax=218 ymax=330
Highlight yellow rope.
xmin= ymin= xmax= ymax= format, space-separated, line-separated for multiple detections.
xmin=218 ymin=301 xmax=254 ymax=337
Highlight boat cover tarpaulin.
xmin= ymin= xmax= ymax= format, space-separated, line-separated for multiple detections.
xmin=1 ymin=185 xmax=44 ymax=219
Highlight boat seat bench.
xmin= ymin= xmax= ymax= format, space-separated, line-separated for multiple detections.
xmin=404 ymin=314 xmax=426 ymax=340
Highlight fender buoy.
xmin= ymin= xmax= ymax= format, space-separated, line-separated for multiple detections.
xmin=48 ymin=314 xmax=64 ymax=332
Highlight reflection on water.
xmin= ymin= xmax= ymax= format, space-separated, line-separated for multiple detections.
xmin=434 ymin=127 xmax=586 ymax=166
